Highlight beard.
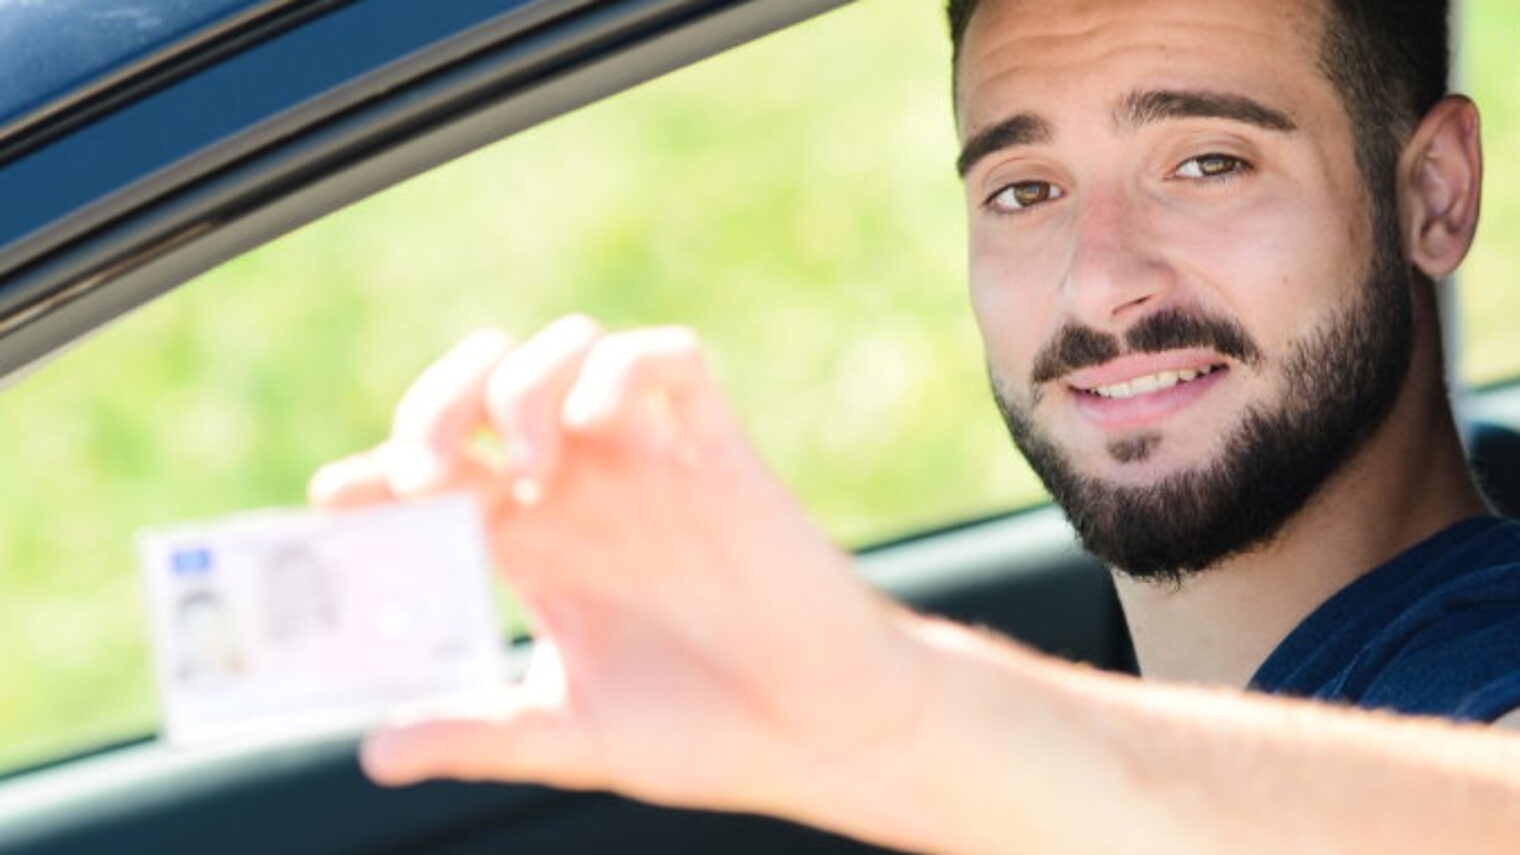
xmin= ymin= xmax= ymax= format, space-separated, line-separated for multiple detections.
xmin=993 ymin=205 xmax=1416 ymax=584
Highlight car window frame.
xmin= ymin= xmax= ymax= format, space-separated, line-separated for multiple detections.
xmin=0 ymin=0 xmax=850 ymax=382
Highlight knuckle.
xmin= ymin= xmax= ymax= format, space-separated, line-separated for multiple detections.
xmin=649 ymin=326 xmax=707 ymax=376
xmin=575 ymin=328 xmax=710 ymax=411
xmin=458 ymin=327 xmax=511 ymax=355
xmin=586 ymin=333 xmax=640 ymax=378
xmin=551 ymin=313 xmax=603 ymax=339
xmin=392 ymin=334 xmax=507 ymax=440
xmin=602 ymin=326 xmax=702 ymax=373
xmin=484 ymin=354 xmax=531 ymax=411
xmin=390 ymin=392 xmax=430 ymax=438
xmin=306 ymin=465 xmax=343 ymax=503
xmin=656 ymin=324 xmax=702 ymax=353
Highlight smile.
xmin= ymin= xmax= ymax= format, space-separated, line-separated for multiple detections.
xmin=1059 ymin=351 xmax=1235 ymax=433
xmin=1076 ymin=364 xmax=1225 ymax=400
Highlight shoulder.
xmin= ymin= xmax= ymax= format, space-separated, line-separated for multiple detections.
xmin=1355 ymin=611 xmax=1520 ymax=723
xmin=1256 ymin=517 xmax=1520 ymax=724
xmin=1348 ymin=522 xmax=1520 ymax=723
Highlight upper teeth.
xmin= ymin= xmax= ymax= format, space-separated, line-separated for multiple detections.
xmin=1085 ymin=365 xmax=1220 ymax=400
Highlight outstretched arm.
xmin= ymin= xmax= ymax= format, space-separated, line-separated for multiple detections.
xmin=310 ymin=319 xmax=1520 ymax=855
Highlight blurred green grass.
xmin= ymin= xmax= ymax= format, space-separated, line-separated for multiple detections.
xmin=1 ymin=0 xmax=1516 ymax=774
xmin=1461 ymin=0 xmax=1520 ymax=383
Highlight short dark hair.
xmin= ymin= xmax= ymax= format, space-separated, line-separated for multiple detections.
xmin=946 ymin=0 xmax=1450 ymax=192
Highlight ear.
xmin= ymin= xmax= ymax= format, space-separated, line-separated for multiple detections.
xmin=1399 ymin=95 xmax=1483 ymax=278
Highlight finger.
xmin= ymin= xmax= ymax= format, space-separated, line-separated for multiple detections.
xmin=483 ymin=314 xmax=603 ymax=503
xmin=308 ymin=448 xmax=394 ymax=509
xmin=392 ymin=329 xmax=513 ymax=452
xmin=388 ymin=330 xmax=513 ymax=495
xmin=360 ymin=703 xmax=591 ymax=790
xmin=561 ymin=326 xmax=737 ymax=454
xmin=383 ymin=439 xmax=517 ymax=507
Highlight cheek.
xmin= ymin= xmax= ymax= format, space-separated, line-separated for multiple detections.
xmin=968 ymin=222 xmax=1064 ymax=376
xmin=1160 ymin=190 xmax=1367 ymax=352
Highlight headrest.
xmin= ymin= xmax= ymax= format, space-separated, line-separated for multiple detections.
xmin=1465 ymin=420 xmax=1520 ymax=518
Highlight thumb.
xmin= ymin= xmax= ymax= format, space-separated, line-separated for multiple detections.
xmin=360 ymin=702 xmax=591 ymax=789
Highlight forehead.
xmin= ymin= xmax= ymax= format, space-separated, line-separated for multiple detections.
xmin=957 ymin=0 xmax=1329 ymax=135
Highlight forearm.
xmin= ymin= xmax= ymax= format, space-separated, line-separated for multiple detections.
xmin=813 ymin=616 xmax=1520 ymax=855
xmin=340 ymin=323 xmax=1520 ymax=853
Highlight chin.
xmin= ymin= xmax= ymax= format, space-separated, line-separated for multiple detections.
xmin=1083 ymin=436 xmax=1225 ymax=489
xmin=1088 ymin=460 xmax=1181 ymax=490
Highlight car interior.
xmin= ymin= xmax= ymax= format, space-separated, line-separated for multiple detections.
xmin=0 ymin=0 xmax=1512 ymax=852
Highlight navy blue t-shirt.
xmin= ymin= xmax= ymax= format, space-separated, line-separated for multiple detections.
xmin=1249 ymin=516 xmax=1520 ymax=722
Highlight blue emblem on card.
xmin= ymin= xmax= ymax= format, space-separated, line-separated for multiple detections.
xmin=170 ymin=547 xmax=213 ymax=575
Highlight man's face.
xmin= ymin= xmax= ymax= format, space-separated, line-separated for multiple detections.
xmin=958 ymin=0 xmax=1416 ymax=579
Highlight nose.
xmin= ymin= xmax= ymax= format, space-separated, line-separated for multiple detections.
xmin=1059 ymin=187 xmax=1178 ymax=329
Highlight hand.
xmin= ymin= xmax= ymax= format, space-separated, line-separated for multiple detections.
xmin=308 ymin=316 xmax=934 ymax=825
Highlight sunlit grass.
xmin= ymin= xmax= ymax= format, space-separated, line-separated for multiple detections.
xmin=1460 ymin=0 xmax=1520 ymax=383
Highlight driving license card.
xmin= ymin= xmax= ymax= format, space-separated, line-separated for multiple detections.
xmin=137 ymin=494 xmax=503 ymax=748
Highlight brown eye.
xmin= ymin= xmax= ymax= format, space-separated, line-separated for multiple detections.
xmin=1176 ymin=154 xmax=1248 ymax=179
xmin=990 ymin=181 xmax=1064 ymax=212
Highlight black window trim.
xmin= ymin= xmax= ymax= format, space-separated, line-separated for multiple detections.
xmin=0 ymin=0 xmax=346 ymax=168
xmin=0 ymin=0 xmax=851 ymax=383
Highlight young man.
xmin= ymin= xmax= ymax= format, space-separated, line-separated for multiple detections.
xmin=952 ymin=0 xmax=1520 ymax=715
xmin=310 ymin=0 xmax=1520 ymax=850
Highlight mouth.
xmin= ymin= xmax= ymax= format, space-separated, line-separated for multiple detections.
xmin=1073 ymin=363 xmax=1226 ymax=400
xmin=1059 ymin=352 xmax=1234 ymax=432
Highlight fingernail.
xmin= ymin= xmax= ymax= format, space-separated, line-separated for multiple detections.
xmin=308 ymin=463 xmax=342 ymax=503
xmin=360 ymin=728 xmax=413 ymax=785
xmin=461 ymin=328 xmax=510 ymax=358
xmin=561 ymin=386 xmax=598 ymax=430
xmin=390 ymin=445 xmax=444 ymax=493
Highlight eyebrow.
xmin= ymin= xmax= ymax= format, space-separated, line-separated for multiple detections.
xmin=955 ymin=113 xmax=1054 ymax=178
xmin=955 ymin=88 xmax=1298 ymax=179
xmin=1116 ymin=89 xmax=1298 ymax=134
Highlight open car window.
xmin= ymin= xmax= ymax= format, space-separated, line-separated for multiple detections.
xmin=0 ymin=0 xmax=1043 ymax=778
xmin=2 ymin=0 xmax=1517 ymax=785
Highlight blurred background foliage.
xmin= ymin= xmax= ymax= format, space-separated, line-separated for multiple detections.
xmin=1 ymin=0 xmax=1516 ymax=774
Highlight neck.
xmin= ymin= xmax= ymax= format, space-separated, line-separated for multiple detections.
xmin=1114 ymin=330 xmax=1488 ymax=689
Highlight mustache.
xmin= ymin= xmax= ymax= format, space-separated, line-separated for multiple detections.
xmin=1030 ymin=309 xmax=1263 ymax=386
